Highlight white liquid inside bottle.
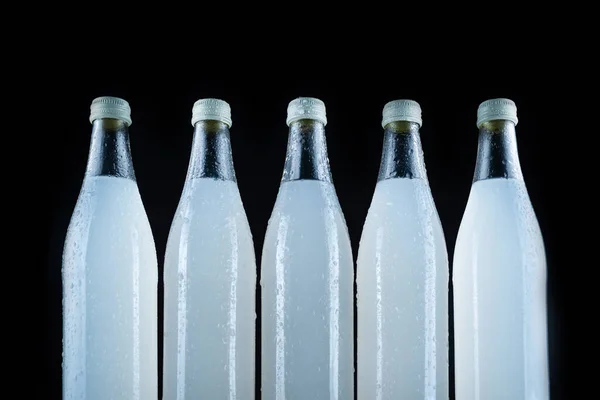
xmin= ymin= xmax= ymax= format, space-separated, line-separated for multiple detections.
xmin=261 ymin=180 xmax=354 ymax=400
xmin=357 ymin=177 xmax=449 ymax=399
xmin=453 ymin=178 xmax=548 ymax=400
xmin=163 ymin=177 xmax=256 ymax=399
xmin=63 ymin=175 xmax=158 ymax=400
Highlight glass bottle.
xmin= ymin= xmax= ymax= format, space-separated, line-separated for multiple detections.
xmin=357 ymin=99 xmax=449 ymax=399
xmin=162 ymin=98 xmax=257 ymax=399
xmin=260 ymin=97 xmax=354 ymax=399
xmin=62 ymin=96 xmax=158 ymax=400
xmin=453 ymin=98 xmax=548 ymax=399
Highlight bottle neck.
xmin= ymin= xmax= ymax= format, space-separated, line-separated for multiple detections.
xmin=282 ymin=119 xmax=332 ymax=183
xmin=85 ymin=119 xmax=136 ymax=180
xmin=378 ymin=121 xmax=427 ymax=181
xmin=473 ymin=120 xmax=523 ymax=183
xmin=186 ymin=120 xmax=236 ymax=182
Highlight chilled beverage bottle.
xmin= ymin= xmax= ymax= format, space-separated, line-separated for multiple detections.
xmin=62 ymin=96 xmax=158 ymax=399
xmin=163 ymin=98 xmax=257 ymax=399
xmin=453 ymin=98 xmax=548 ymax=399
xmin=260 ymin=97 xmax=354 ymax=399
xmin=357 ymin=99 xmax=449 ymax=399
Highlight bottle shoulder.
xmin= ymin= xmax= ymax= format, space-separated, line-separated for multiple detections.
xmin=267 ymin=180 xmax=346 ymax=223
xmin=273 ymin=179 xmax=341 ymax=206
xmin=67 ymin=176 xmax=148 ymax=222
xmin=458 ymin=178 xmax=540 ymax=229
xmin=364 ymin=179 xmax=441 ymax=222
xmin=167 ymin=179 xmax=253 ymax=245
xmin=175 ymin=178 xmax=246 ymax=211
xmin=263 ymin=181 xmax=351 ymax=251
xmin=454 ymin=179 xmax=544 ymax=259
xmin=63 ymin=203 xmax=156 ymax=269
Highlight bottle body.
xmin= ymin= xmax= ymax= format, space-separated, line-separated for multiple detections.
xmin=453 ymin=178 xmax=548 ymax=400
xmin=162 ymin=115 xmax=257 ymax=399
xmin=260 ymin=109 xmax=354 ymax=399
xmin=453 ymin=112 xmax=549 ymax=400
xmin=357 ymin=178 xmax=448 ymax=399
xmin=163 ymin=179 xmax=256 ymax=398
xmin=356 ymin=118 xmax=449 ymax=399
xmin=261 ymin=180 xmax=354 ymax=399
xmin=62 ymin=115 xmax=158 ymax=400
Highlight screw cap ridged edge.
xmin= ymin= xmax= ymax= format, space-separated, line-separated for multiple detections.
xmin=477 ymin=98 xmax=518 ymax=127
xmin=286 ymin=97 xmax=327 ymax=126
xmin=89 ymin=96 xmax=132 ymax=126
xmin=192 ymin=98 xmax=232 ymax=127
xmin=382 ymin=99 xmax=422 ymax=128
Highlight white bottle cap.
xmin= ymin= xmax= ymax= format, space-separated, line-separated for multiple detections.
xmin=89 ymin=96 xmax=132 ymax=126
xmin=286 ymin=97 xmax=327 ymax=126
xmin=381 ymin=99 xmax=422 ymax=128
xmin=476 ymin=98 xmax=518 ymax=127
xmin=191 ymin=98 xmax=232 ymax=127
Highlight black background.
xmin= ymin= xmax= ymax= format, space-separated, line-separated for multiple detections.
xmin=44 ymin=78 xmax=567 ymax=399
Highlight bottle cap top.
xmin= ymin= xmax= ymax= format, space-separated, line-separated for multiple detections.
xmin=89 ymin=96 xmax=132 ymax=126
xmin=477 ymin=98 xmax=518 ymax=127
xmin=192 ymin=98 xmax=232 ymax=127
xmin=286 ymin=97 xmax=327 ymax=126
xmin=382 ymin=99 xmax=422 ymax=128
